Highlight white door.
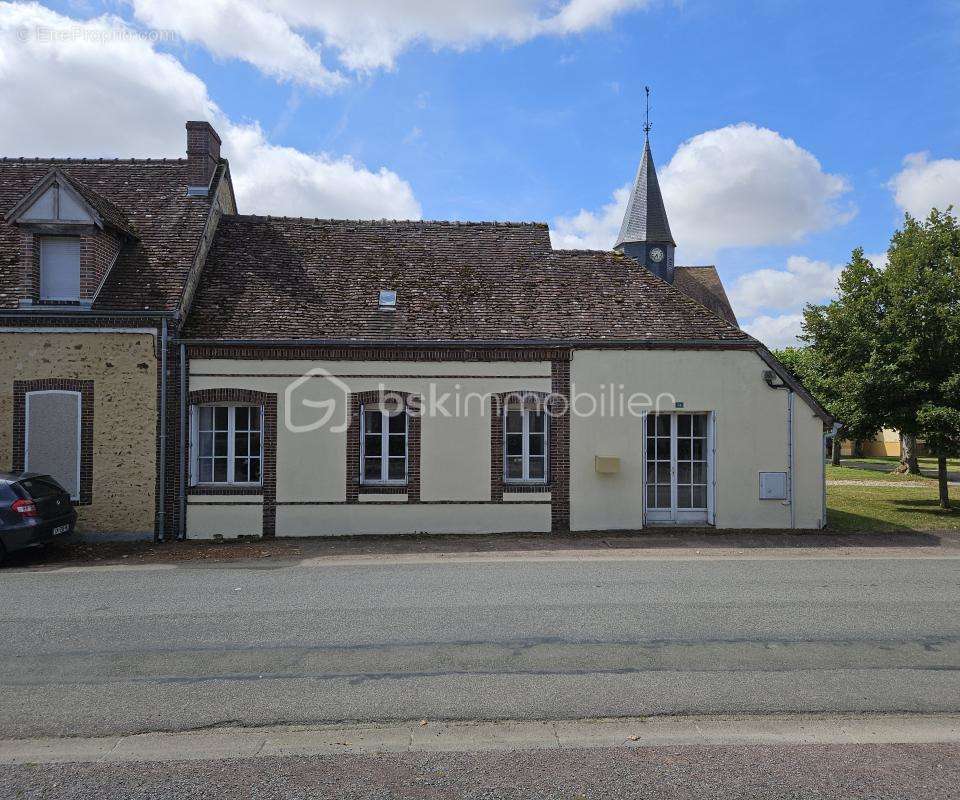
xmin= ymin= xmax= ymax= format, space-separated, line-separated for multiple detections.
xmin=644 ymin=412 xmax=711 ymax=524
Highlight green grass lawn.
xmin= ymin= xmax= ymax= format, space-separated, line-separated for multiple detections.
xmin=825 ymin=464 xmax=930 ymax=482
xmin=827 ymin=482 xmax=960 ymax=531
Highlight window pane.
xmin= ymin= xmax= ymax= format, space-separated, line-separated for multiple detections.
xmin=529 ymin=411 xmax=545 ymax=433
xmin=213 ymin=458 xmax=228 ymax=483
xmin=677 ymin=462 xmax=691 ymax=484
xmin=364 ymin=409 xmax=382 ymax=433
xmin=656 ymin=414 xmax=670 ymax=435
xmin=214 ymin=407 xmax=228 ymax=429
xmin=388 ymin=458 xmax=406 ymax=480
xmin=249 ymin=459 xmax=261 ymax=484
xmin=677 ymin=439 xmax=691 ymax=460
xmin=677 ymin=486 xmax=692 ymax=509
xmin=249 ymin=409 xmax=261 ymax=432
xmin=506 ymin=410 xmax=523 ymax=433
xmin=505 ymin=433 xmax=523 ymax=457
xmin=646 ymin=415 xmax=656 ymax=434
xmin=199 ymin=406 xmax=214 ymax=430
xmin=656 ymin=439 xmax=670 ymax=459
xmin=364 ymin=457 xmax=382 ymax=481
xmin=692 ymin=486 xmax=707 ymax=508
xmin=646 ymin=462 xmax=655 ymax=483
xmin=234 ymin=459 xmax=249 ymax=483
xmin=646 ymin=484 xmax=657 ymax=506
xmin=235 ymin=406 xmax=249 ymax=429
xmin=692 ymin=439 xmax=705 ymax=460
xmin=199 ymin=432 xmax=214 ymax=458
xmin=677 ymin=414 xmax=691 ymax=436
xmin=507 ymin=456 xmax=523 ymax=479
xmin=529 ymin=434 xmax=545 ymax=456
xmin=388 ymin=413 xmax=406 ymax=434
xmin=692 ymin=415 xmax=706 ymax=437
xmin=249 ymin=433 xmax=261 ymax=458
xmin=656 ymin=463 xmax=670 ymax=484
xmin=693 ymin=463 xmax=707 ymax=485
xmin=199 ymin=458 xmax=213 ymax=483
xmin=235 ymin=433 xmax=249 ymax=457
xmin=656 ymin=486 xmax=670 ymax=508
xmin=364 ymin=434 xmax=382 ymax=456
xmin=528 ymin=457 xmax=545 ymax=480
xmin=214 ymin=432 xmax=228 ymax=457
xmin=388 ymin=435 xmax=405 ymax=457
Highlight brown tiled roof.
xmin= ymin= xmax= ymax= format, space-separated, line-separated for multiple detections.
xmin=0 ymin=158 xmax=218 ymax=310
xmin=56 ymin=170 xmax=137 ymax=238
xmin=183 ymin=216 xmax=752 ymax=343
xmin=673 ymin=266 xmax=739 ymax=327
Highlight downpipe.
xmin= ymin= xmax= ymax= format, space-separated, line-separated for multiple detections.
xmin=178 ymin=342 xmax=187 ymax=541
xmin=822 ymin=421 xmax=842 ymax=529
xmin=156 ymin=318 xmax=168 ymax=542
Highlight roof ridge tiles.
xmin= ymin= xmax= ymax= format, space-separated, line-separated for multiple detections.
xmin=0 ymin=157 xmax=188 ymax=165
xmin=223 ymin=214 xmax=548 ymax=227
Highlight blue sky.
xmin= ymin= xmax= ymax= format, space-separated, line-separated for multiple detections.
xmin=3 ymin=0 xmax=960 ymax=345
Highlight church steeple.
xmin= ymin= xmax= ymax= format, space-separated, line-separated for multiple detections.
xmin=614 ymin=87 xmax=676 ymax=283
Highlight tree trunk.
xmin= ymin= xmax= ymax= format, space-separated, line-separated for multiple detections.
xmin=831 ymin=437 xmax=841 ymax=466
xmin=938 ymin=456 xmax=951 ymax=510
xmin=900 ymin=433 xmax=920 ymax=475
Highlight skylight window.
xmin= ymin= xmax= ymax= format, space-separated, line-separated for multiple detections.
xmin=379 ymin=289 xmax=397 ymax=310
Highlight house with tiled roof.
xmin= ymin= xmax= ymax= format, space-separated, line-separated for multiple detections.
xmin=0 ymin=121 xmax=831 ymax=540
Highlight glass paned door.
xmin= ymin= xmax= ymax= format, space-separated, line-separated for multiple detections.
xmin=645 ymin=412 xmax=711 ymax=523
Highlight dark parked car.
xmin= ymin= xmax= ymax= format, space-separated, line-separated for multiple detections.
xmin=0 ymin=472 xmax=76 ymax=565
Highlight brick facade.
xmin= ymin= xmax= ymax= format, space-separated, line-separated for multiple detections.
xmin=11 ymin=377 xmax=94 ymax=505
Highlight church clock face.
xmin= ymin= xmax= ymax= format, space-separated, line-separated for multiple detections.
xmin=649 ymin=247 xmax=665 ymax=263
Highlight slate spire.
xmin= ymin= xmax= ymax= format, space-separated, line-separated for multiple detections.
xmin=614 ymin=88 xmax=677 ymax=283
xmin=614 ymin=135 xmax=675 ymax=249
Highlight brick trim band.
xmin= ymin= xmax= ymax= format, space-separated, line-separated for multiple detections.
xmin=187 ymin=388 xmax=278 ymax=537
xmin=347 ymin=390 xmax=421 ymax=504
xmin=550 ymin=358 xmax=571 ymax=533
xmin=12 ymin=378 xmax=94 ymax=505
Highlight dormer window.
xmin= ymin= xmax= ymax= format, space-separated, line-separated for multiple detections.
xmin=39 ymin=237 xmax=81 ymax=302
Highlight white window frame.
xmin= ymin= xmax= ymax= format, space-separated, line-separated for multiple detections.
xmin=39 ymin=236 xmax=82 ymax=302
xmin=503 ymin=405 xmax=549 ymax=485
xmin=359 ymin=405 xmax=408 ymax=485
xmin=24 ymin=390 xmax=82 ymax=501
xmin=189 ymin=404 xmax=264 ymax=486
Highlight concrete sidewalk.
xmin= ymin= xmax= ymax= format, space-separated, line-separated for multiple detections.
xmin=2 ymin=713 xmax=959 ymax=765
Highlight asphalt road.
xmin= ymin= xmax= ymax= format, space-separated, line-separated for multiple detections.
xmin=3 ymin=744 xmax=959 ymax=800
xmin=1 ymin=551 xmax=959 ymax=738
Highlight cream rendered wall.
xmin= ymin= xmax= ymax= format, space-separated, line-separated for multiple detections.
xmin=570 ymin=349 xmax=826 ymax=531
xmin=188 ymin=502 xmax=263 ymax=539
xmin=188 ymin=359 xmax=551 ymax=536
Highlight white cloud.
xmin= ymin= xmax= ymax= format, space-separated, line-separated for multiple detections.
xmin=551 ymin=124 xmax=854 ymax=260
xmin=889 ymin=151 xmax=960 ymax=218
xmin=741 ymin=313 xmax=805 ymax=350
xmin=127 ymin=0 xmax=649 ymax=81
xmin=0 ymin=2 xmax=421 ymax=220
xmin=130 ymin=0 xmax=344 ymax=90
xmin=730 ymin=255 xmax=844 ymax=349
xmin=729 ymin=256 xmax=842 ymax=319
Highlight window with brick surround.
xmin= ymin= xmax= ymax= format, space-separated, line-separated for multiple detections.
xmin=39 ymin=236 xmax=81 ymax=302
xmin=504 ymin=405 xmax=549 ymax=484
xmin=360 ymin=404 xmax=408 ymax=484
xmin=190 ymin=405 xmax=263 ymax=486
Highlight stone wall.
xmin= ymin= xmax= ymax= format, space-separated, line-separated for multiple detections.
xmin=0 ymin=332 xmax=157 ymax=532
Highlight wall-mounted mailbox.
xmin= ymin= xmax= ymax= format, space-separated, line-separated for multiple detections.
xmin=595 ymin=456 xmax=621 ymax=475
xmin=759 ymin=471 xmax=787 ymax=500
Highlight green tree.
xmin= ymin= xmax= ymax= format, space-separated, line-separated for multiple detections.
xmin=800 ymin=248 xmax=887 ymax=466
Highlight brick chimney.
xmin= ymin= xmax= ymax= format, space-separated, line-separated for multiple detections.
xmin=185 ymin=121 xmax=221 ymax=190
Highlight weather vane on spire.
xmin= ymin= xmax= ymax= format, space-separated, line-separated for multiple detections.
xmin=643 ymin=85 xmax=652 ymax=137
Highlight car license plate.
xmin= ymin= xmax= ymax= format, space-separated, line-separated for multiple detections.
xmin=53 ymin=524 xmax=70 ymax=535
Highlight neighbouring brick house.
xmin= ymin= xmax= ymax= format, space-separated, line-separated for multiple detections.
xmin=0 ymin=121 xmax=832 ymax=540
